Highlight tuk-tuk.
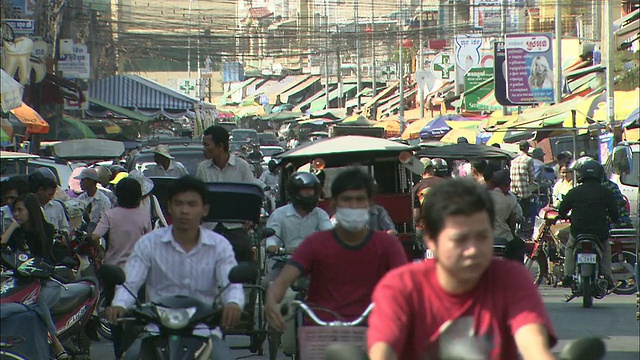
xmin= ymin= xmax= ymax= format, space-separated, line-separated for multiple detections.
xmin=275 ymin=135 xmax=421 ymax=260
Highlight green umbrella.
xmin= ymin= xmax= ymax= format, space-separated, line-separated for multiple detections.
xmin=62 ymin=116 xmax=96 ymax=139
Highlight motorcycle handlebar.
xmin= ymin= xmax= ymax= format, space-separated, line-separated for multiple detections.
xmin=281 ymin=300 xmax=373 ymax=327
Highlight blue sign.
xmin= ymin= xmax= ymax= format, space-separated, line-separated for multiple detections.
xmin=222 ymin=62 xmax=245 ymax=83
xmin=3 ymin=19 xmax=35 ymax=35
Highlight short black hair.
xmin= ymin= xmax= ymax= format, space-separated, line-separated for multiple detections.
xmin=471 ymin=160 xmax=493 ymax=183
xmin=2 ymin=176 xmax=29 ymax=196
xmin=203 ymin=125 xmax=230 ymax=152
xmin=331 ymin=168 xmax=374 ymax=200
xmin=420 ymin=178 xmax=495 ymax=240
xmin=519 ymin=140 xmax=530 ymax=152
xmin=115 ymin=178 xmax=142 ymax=209
xmin=34 ymin=176 xmax=57 ymax=192
xmin=168 ymin=176 xmax=209 ymax=205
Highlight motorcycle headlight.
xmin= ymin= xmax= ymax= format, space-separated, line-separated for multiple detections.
xmin=156 ymin=306 xmax=197 ymax=330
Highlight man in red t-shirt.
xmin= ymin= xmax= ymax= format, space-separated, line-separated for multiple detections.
xmin=368 ymin=179 xmax=557 ymax=360
xmin=266 ymin=168 xmax=407 ymax=330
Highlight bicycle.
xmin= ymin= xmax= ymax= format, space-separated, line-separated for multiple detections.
xmin=279 ymin=300 xmax=373 ymax=360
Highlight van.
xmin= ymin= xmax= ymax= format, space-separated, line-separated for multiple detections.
xmin=608 ymin=142 xmax=639 ymax=228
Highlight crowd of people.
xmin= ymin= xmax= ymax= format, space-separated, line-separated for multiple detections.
xmin=0 ymin=127 xmax=634 ymax=359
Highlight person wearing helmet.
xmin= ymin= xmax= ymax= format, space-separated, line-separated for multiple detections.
xmin=259 ymin=160 xmax=280 ymax=191
xmin=95 ymin=166 xmax=117 ymax=207
xmin=559 ymin=159 xmax=618 ymax=287
xmin=412 ymin=158 xmax=446 ymax=220
xmin=266 ymin=169 xmax=407 ymax=334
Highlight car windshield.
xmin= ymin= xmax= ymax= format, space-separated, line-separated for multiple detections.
xmin=258 ymin=133 xmax=278 ymax=145
xmin=134 ymin=150 xmax=203 ymax=175
xmin=231 ymin=130 xmax=258 ymax=143
xmin=262 ymin=147 xmax=284 ymax=156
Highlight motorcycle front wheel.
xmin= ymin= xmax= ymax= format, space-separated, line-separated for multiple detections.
xmin=612 ymin=251 xmax=638 ymax=295
xmin=524 ymin=251 xmax=548 ymax=286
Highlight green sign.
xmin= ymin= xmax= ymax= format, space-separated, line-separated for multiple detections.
xmin=463 ymin=67 xmax=493 ymax=112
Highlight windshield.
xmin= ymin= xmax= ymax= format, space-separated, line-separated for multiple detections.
xmin=259 ymin=133 xmax=279 ymax=145
xmin=620 ymin=150 xmax=639 ymax=187
xmin=134 ymin=150 xmax=203 ymax=175
xmin=262 ymin=147 xmax=284 ymax=156
xmin=231 ymin=129 xmax=258 ymax=143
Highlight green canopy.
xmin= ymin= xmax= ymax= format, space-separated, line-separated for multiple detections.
xmin=88 ymin=97 xmax=153 ymax=122
xmin=62 ymin=116 xmax=96 ymax=139
xmin=1 ymin=128 xmax=10 ymax=144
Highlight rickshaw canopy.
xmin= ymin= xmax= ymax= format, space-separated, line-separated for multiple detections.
xmin=418 ymin=143 xmax=515 ymax=160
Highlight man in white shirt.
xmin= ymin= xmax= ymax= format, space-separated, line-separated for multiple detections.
xmin=75 ymin=168 xmax=112 ymax=233
xmin=106 ymin=176 xmax=243 ymax=359
xmin=33 ymin=176 xmax=70 ymax=233
xmin=196 ymin=125 xmax=255 ymax=262
xmin=259 ymin=160 xmax=280 ymax=191
xmin=144 ymin=144 xmax=190 ymax=177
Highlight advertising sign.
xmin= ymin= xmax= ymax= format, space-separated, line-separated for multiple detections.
xmin=432 ymin=53 xmax=454 ymax=80
xmin=3 ymin=19 xmax=35 ymax=36
xmin=57 ymin=44 xmax=90 ymax=79
xmin=493 ymin=41 xmax=518 ymax=106
xmin=505 ymin=33 xmax=555 ymax=104
xmin=454 ymin=35 xmax=483 ymax=89
xmin=222 ymin=62 xmax=245 ymax=83
xmin=463 ymin=67 xmax=493 ymax=111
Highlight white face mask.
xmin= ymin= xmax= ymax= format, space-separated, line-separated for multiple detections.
xmin=335 ymin=207 xmax=370 ymax=232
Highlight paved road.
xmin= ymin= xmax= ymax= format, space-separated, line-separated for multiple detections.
xmin=91 ymin=286 xmax=639 ymax=359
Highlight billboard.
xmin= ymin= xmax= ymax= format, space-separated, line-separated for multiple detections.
xmin=463 ymin=67 xmax=493 ymax=111
xmin=493 ymin=41 xmax=519 ymax=106
xmin=505 ymin=33 xmax=555 ymax=104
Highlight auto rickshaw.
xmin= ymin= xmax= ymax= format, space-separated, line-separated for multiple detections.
xmin=274 ymin=135 xmax=422 ymax=261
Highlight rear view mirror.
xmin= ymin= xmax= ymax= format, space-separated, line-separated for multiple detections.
xmin=611 ymin=145 xmax=632 ymax=175
xmin=99 ymin=264 xmax=126 ymax=285
xmin=559 ymin=337 xmax=606 ymax=360
xmin=228 ymin=264 xmax=258 ymax=284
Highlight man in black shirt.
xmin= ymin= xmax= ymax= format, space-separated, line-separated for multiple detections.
xmin=413 ymin=158 xmax=447 ymax=221
xmin=558 ymin=160 xmax=618 ymax=287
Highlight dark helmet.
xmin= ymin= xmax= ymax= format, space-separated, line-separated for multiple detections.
xmin=287 ymin=172 xmax=321 ymax=211
xmin=568 ymin=156 xmax=595 ymax=173
xmin=268 ymin=160 xmax=278 ymax=172
xmin=28 ymin=168 xmax=57 ymax=190
xmin=578 ymin=160 xmax=604 ymax=182
xmin=431 ymin=158 xmax=448 ymax=177
xmin=107 ymin=165 xmax=127 ymax=179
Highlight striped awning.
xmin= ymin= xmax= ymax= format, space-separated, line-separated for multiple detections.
xmin=88 ymin=75 xmax=198 ymax=111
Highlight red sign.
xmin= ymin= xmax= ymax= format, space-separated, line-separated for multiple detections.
xmin=429 ymin=39 xmax=447 ymax=50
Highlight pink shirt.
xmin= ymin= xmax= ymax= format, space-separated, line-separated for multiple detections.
xmin=94 ymin=206 xmax=152 ymax=268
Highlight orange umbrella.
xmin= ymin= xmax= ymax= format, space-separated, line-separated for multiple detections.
xmin=10 ymin=103 xmax=50 ymax=134
xmin=373 ymin=120 xmax=401 ymax=137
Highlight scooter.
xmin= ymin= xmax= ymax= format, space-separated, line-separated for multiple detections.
xmin=100 ymin=263 xmax=258 ymax=359
xmin=564 ymin=234 xmax=609 ymax=308
xmin=0 ymin=248 xmax=100 ymax=359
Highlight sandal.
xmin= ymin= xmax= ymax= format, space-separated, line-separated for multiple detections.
xmin=55 ymin=350 xmax=70 ymax=360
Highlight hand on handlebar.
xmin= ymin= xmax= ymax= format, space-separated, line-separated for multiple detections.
xmin=221 ymin=303 xmax=242 ymax=329
xmin=106 ymin=306 xmax=126 ymax=323
xmin=266 ymin=301 xmax=286 ymax=333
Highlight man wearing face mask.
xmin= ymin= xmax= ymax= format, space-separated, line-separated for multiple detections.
xmin=263 ymin=172 xmax=333 ymax=285
xmin=266 ymin=168 xmax=408 ymax=331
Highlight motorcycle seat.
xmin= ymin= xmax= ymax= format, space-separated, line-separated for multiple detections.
xmin=51 ymin=283 xmax=93 ymax=315
xmin=575 ymin=234 xmax=600 ymax=243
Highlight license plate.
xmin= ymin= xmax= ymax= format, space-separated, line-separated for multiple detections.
xmin=576 ymin=253 xmax=597 ymax=264
xmin=425 ymin=249 xmax=435 ymax=259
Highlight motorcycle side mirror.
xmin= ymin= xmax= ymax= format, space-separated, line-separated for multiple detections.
xmin=611 ymin=145 xmax=632 ymax=176
xmin=559 ymin=337 xmax=606 ymax=360
xmin=99 ymin=264 xmax=126 ymax=285
xmin=228 ymin=264 xmax=259 ymax=284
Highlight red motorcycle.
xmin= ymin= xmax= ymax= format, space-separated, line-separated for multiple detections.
xmin=1 ymin=246 xmax=100 ymax=359
xmin=525 ymin=206 xmax=569 ymax=287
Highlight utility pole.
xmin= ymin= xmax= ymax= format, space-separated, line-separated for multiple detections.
xmin=398 ymin=0 xmax=405 ymax=131
xmin=419 ymin=0 xmax=425 ymax=118
xmin=604 ymin=0 xmax=615 ymax=127
xmin=188 ymin=0 xmax=193 ymax=79
xmin=501 ymin=0 xmax=508 ymax=116
xmin=371 ymin=0 xmax=377 ymax=99
xmin=324 ymin=1 xmax=330 ymax=109
xmin=453 ymin=0 xmax=460 ymax=96
xmin=554 ymin=0 xmax=562 ymax=104
xmin=355 ymin=0 xmax=362 ymax=109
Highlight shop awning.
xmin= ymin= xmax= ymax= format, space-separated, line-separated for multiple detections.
xmin=10 ymin=103 xmax=49 ymax=134
xmin=310 ymin=84 xmax=358 ymax=112
xmin=615 ymin=9 xmax=640 ymax=49
xmin=81 ymin=119 xmax=122 ymax=135
xmin=378 ymin=89 xmax=418 ymax=116
xmin=1 ymin=70 xmax=24 ymax=113
xmin=88 ymin=74 xmax=198 ymax=111
xmin=88 ymin=97 xmax=154 ymax=122
xmin=62 ymin=116 xmax=96 ymax=139
xmin=218 ymin=78 xmax=257 ymax=105
xmin=266 ymin=75 xmax=311 ymax=103
xmin=279 ymin=76 xmax=320 ymax=103
xmin=362 ymin=81 xmax=400 ymax=110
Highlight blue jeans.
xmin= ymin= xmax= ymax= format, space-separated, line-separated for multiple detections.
xmin=36 ymin=280 xmax=62 ymax=334
xmin=122 ymin=334 xmax=234 ymax=360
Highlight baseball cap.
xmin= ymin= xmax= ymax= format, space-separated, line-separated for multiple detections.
xmin=109 ymin=172 xmax=129 ymax=185
xmin=74 ymin=168 xmax=101 ymax=182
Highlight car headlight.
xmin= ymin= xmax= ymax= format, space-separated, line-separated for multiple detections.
xmin=156 ymin=306 xmax=197 ymax=330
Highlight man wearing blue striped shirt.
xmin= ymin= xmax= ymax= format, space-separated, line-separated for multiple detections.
xmin=106 ymin=176 xmax=243 ymax=359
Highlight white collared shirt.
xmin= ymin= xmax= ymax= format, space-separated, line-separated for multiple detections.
xmin=144 ymin=160 xmax=190 ymax=178
xmin=43 ymin=200 xmax=70 ymax=232
xmin=259 ymin=171 xmax=279 ymax=190
xmin=112 ymin=226 xmax=244 ymax=310
xmin=265 ymin=203 xmax=333 ymax=248
xmin=77 ymin=189 xmax=112 ymax=228
xmin=195 ymin=155 xmax=255 ymax=183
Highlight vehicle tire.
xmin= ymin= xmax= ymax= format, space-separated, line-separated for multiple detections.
xmin=524 ymin=251 xmax=548 ymax=286
xmin=612 ymin=251 xmax=638 ymax=295
xmin=582 ymin=276 xmax=593 ymax=308
xmin=96 ymin=294 xmax=112 ymax=340
xmin=267 ymin=326 xmax=280 ymax=360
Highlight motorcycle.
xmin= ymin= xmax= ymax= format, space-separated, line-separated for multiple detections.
xmin=0 ymin=248 xmax=100 ymax=359
xmin=100 ymin=263 xmax=258 ymax=359
xmin=564 ymin=234 xmax=610 ymax=308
